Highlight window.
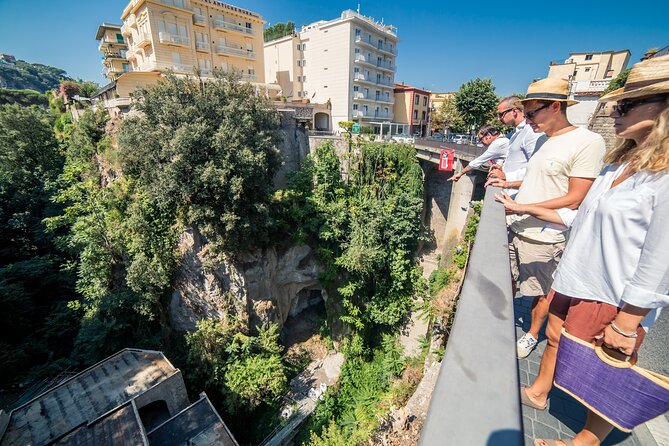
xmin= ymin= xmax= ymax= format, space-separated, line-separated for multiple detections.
xmin=353 ymin=85 xmax=359 ymax=92
xmin=246 ymin=22 xmax=252 ymax=30
xmin=122 ymin=63 xmax=131 ymax=72
xmin=297 ymin=60 xmax=301 ymax=67
xmin=423 ymin=97 xmax=427 ymax=106
xmin=355 ymin=48 xmax=360 ymax=54
xmin=116 ymin=33 xmax=124 ymax=43
xmin=353 ymin=104 xmax=359 ymax=110
xmin=585 ymin=54 xmax=593 ymax=61
xmin=413 ymin=110 xmax=418 ymax=119
xmin=415 ymin=95 xmax=420 ymax=105
xmin=584 ymin=67 xmax=591 ymax=72
xmin=422 ymin=111 xmax=426 ymax=120
xmin=355 ymin=28 xmax=361 ymax=36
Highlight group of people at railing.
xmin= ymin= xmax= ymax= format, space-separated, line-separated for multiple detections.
xmin=451 ymin=55 xmax=669 ymax=446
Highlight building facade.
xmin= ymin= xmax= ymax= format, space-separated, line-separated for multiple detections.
xmin=97 ymin=23 xmax=131 ymax=81
xmin=547 ymin=50 xmax=630 ymax=127
xmin=264 ymin=9 xmax=398 ymax=133
xmin=119 ymin=0 xmax=265 ymax=82
xmin=393 ymin=83 xmax=431 ymax=137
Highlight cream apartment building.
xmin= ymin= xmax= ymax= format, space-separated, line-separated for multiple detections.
xmin=264 ymin=10 xmax=398 ymax=133
xmin=547 ymin=50 xmax=630 ymax=127
xmin=96 ymin=23 xmax=131 ymax=81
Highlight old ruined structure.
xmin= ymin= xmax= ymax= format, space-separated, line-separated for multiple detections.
xmin=0 ymin=349 xmax=238 ymax=446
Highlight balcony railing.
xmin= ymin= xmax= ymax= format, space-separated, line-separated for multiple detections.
xmin=104 ymin=50 xmax=128 ymax=60
xmin=171 ymin=63 xmax=193 ymax=73
xmin=126 ymin=49 xmax=136 ymax=60
xmin=353 ymin=110 xmax=392 ymax=119
xmin=211 ymin=19 xmax=254 ymax=35
xmin=193 ymin=14 xmax=206 ymax=26
xmin=242 ymin=73 xmax=256 ymax=81
xmin=421 ymin=187 xmax=522 ymax=445
xmin=377 ymin=42 xmax=396 ymax=55
xmin=376 ymin=96 xmax=394 ymax=104
xmin=353 ymin=92 xmax=369 ymax=100
xmin=195 ymin=41 xmax=210 ymax=51
xmin=216 ymin=44 xmax=255 ymax=59
xmin=355 ymin=34 xmax=375 ymax=48
xmin=159 ymin=32 xmax=190 ymax=47
xmin=353 ymin=73 xmax=373 ymax=83
xmin=376 ymin=60 xmax=395 ymax=71
xmin=376 ymin=78 xmax=394 ymax=87
xmin=156 ymin=0 xmax=191 ymax=11
xmin=354 ymin=54 xmax=374 ymax=66
xmin=136 ymin=31 xmax=152 ymax=47
xmin=138 ymin=61 xmax=158 ymax=71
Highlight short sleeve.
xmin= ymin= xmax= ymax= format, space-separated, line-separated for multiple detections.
xmin=569 ymin=134 xmax=606 ymax=178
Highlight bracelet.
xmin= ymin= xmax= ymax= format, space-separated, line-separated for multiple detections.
xmin=610 ymin=321 xmax=638 ymax=338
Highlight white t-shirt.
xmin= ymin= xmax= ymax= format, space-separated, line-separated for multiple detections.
xmin=508 ymin=127 xmax=605 ymax=243
xmin=551 ymin=164 xmax=669 ymax=330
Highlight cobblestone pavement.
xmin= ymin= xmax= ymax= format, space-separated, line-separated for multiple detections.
xmin=514 ymin=296 xmax=664 ymax=446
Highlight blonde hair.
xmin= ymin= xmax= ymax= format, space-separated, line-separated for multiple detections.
xmin=604 ymin=96 xmax=669 ymax=173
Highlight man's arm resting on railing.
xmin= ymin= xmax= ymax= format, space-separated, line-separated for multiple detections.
xmin=525 ymin=176 xmax=595 ymax=210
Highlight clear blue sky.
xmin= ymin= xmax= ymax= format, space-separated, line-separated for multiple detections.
xmin=0 ymin=0 xmax=666 ymax=95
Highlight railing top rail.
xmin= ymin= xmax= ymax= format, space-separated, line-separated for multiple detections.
xmin=420 ymin=186 xmax=522 ymax=446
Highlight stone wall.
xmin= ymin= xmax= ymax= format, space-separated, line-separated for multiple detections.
xmin=588 ymin=102 xmax=618 ymax=150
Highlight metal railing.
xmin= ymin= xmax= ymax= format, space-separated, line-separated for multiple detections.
xmin=159 ymin=32 xmax=190 ymax=46
xmin=216 ymin=44 xmax=256 ymax=59
xmin=195 ymin=41 xmax=209 ymax=51
xmin=353 ymin=73 xmax=373 ymax=83
xmin=211 ymin=18 xmax=254 ymax=35
xmin=136 ymin=31 xmax=151 ymax=47
xmin=420 ymin=187 xmax=522 ymax=445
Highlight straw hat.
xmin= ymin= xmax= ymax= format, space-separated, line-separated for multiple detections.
xmin=600 ymin=55 xmax=669 ymax=102
xmin=520 ymin=78 xmax=578 ymax=106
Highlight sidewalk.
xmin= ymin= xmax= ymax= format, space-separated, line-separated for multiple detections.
xmin=514 ymin=297 xmax=664 ymax=446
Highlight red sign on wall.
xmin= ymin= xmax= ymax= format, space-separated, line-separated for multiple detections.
xmin=439 ymin=149 xmax=455 ymax=171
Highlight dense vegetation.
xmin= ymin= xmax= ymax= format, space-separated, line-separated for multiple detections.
xmin=264 ymin=21 xmax=296 ymax=42
xmin=0 ymin=57 xmax=72 ymax=92
xmin=0 ymin=87 xmax=49 ymax=107
xmin=1 ymin=69 xmax=431 ymax=446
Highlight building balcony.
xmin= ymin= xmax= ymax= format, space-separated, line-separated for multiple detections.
xmin=571 ymin=79 xmax=611 ymax=94
xmin=353 ymin=73 xmax=374 ymax=84
xmin=126 ymin=49 xmax=137 ymax=60
xmin=171 ymin=63 xmax=193 ymax=73
xmin=376 ymin=78 xmax=394 ymax=87
xmin=216 ymin=44 xmax=255 ymax=59
xmin=98 ymin=38 xmax=125 ymax=51
xmin=195 ymin=41 xmax=210 ymax=51
xmin=159 ymin=32 xmax=190 ymax=47
xmin=242 ymin=73 xmax=256 ymax=81
xmin=353 ymin=92 xmax=370 ymax=100
xmin=156 ymin=0 xmax=192 ymax=12
xmin=377 ymin=42 xmax=396 ymax=55
xmin=138 ymin=61 xmax=158 ymax=71
xmin=376 ymin=96 xmax=394 ymax=104
xmin=103 ymin=66 xmax=124 ymax=77
xmin=353 ymin=110 xmax=393 ymax=120
xmin=376 ymin=60 xmax=395 ymax=71
xmin=121 ymin=23 xmax=132 ymax=36
xmin=354 ymin=54 xmax=375 ymax=67
xmin=355 ymin=34 xmax=376 ymax=49
xmin=211 ymin=19 xmax=254 ymax=35
xmin=136 ymin=31 xmax=152 ymax=48
xmin=104 ymin=50 xmax=128 ymax=60
xmin=193 ymin=14 xmax=206 ymax=26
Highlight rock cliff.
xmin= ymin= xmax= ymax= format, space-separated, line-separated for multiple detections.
xmin=169 ymin=227 xmax=324 ymax=333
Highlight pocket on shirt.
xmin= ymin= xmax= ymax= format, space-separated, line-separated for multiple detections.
xmin=543 ymin=158 xmax=566 ymax=176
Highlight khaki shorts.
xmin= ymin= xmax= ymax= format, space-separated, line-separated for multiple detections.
xmin=508 ymin=231 xmax=564 ymax=297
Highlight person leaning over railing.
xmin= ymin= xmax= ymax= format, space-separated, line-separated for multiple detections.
xmin=448 ymin=124 xmax=509 ymax=182
xmin=497 ymin=55 xmax=669 ymax=446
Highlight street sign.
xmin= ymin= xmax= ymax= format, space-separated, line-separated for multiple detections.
xmin=439 ymin=149 xmax=455 ymax=171
xmin=352 ymin=123 xmax=361 ymax=133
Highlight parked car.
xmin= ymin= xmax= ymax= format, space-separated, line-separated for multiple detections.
xmin=391 ymin=134 xmax=415 ymax=144
xmin=427 ymin=133 xmax=445 ymax=141
xmin=451 ymin=134 xmax=469 ymax=144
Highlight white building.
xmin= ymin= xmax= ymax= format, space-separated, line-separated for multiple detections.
xmin=264 ymin=10 xmax=398 ymax=133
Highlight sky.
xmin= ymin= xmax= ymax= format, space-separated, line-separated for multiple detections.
xmin=0 ymin=0 xmax=667 ymax=96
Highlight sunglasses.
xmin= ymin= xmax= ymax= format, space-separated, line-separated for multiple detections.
xmin=497 ymin=108 xmax=514 ymax=119
xmin=478 ymin=132 xmax=489 ymax=140
xmin=612 ymin=96 xmax=667 ymax=116
xmin=524 ymin=103 xmax=551 ymax=120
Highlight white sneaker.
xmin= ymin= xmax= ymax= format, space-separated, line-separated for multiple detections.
xmin=517 ymin=333 xmax=538 ymax=358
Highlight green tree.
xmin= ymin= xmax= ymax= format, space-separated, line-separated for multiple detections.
xmin=431 ymin=96 xmax=466 ymax=134
xmin=602 ymin=68 xmax=631 ymax=95
xmin=118 ymin=71 xmax=281 ymax=255
xmin=185 ymin=320 xmax=287 ymax=412
xmin=264 ymin=21 xmax=296 ymax=42
xmin=454 ymin=78 xmax=498 ymax=131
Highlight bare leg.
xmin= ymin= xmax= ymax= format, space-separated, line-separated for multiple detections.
xmin=529 ymin=295 xmax=550 ymax=340
xmin=571 ymin=411 xmax=614 ymax=446
xmin=525 ymin=311 xmax=565 ymax=406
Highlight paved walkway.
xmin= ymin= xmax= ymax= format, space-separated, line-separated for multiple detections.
xmin=514 ymin=297 xmax=666 ymax=446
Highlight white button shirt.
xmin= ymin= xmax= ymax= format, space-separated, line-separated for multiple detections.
xmin=503 ymin=120 xmax=545 ymax=182
xmin=468 ymin=136 xmax=509 ymax=169
xmin=551 ymin=164 xmax=669 ymax=329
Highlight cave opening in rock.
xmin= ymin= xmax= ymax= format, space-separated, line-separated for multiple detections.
xmin=281 ymin=288 xmax=326 ymax=349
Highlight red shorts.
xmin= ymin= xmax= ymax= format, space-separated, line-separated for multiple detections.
xmin=549 ymin=290 xmax=646 ymax=351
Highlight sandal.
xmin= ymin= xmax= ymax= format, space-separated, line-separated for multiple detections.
xmin=521 ymin=386 xmax=547 ymax=410
xmin=533 ymin=438 xmax=575 ymax=446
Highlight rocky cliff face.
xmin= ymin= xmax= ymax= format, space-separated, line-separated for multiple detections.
xmin=169 ymin=227 xmax=325 ymax=333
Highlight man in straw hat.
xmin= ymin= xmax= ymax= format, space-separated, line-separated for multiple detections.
xmin=488 ymin=78 xmax=606 ymax=359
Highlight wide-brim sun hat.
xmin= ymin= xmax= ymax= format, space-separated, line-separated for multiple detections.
xmin=600 ymin=55 xmax=669 ymax=102
xmin=520 ymin=77 xmax=578 ymax=106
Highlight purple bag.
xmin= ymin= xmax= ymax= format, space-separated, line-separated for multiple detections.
xmin=554 ymin=329 xmax=669 ymax=432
